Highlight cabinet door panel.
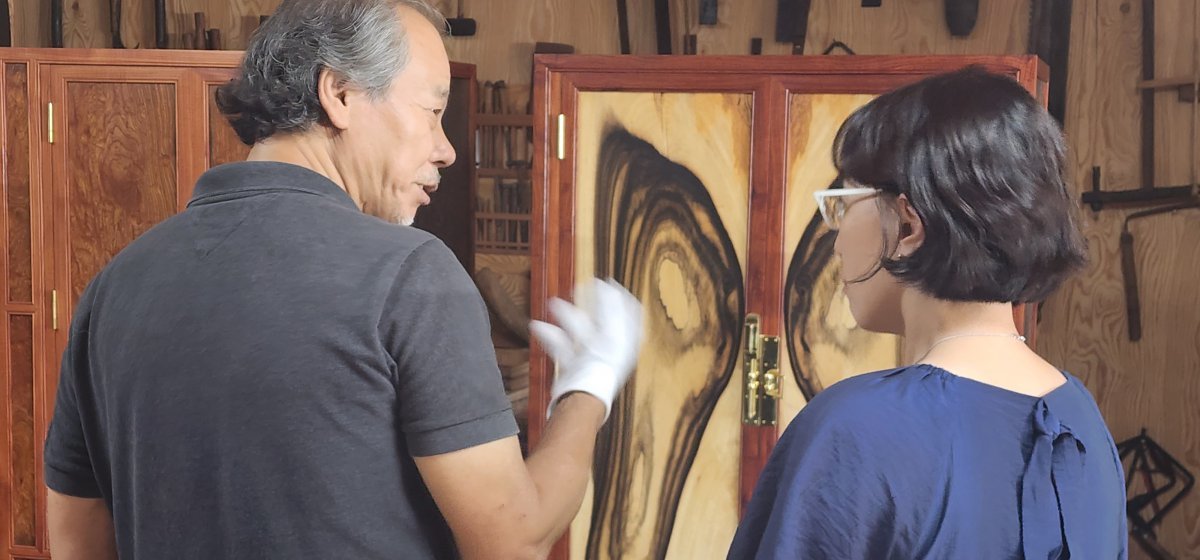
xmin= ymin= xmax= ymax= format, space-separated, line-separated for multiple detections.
xmin=779 ymin=93 xmax=902 ymax=429
xmin=569 ymin=90 xmax=752 ymax=560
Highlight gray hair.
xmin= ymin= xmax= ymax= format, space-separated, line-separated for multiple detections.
xmin=216 ymin=0 xmax=447 ymax=145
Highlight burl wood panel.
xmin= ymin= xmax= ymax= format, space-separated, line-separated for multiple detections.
xmin=778 ymin=93 xmax=902 ymax=428
xmin=65 ymin=81 xmax=177 ymax=301
xmin=571 ymin=91 xmax=751 ymax=560
xmin=4 ymin=63 xmax=32 ymax=303
xmin=8 ymin=314 xmax=35 ymax=547
xmin=206 ymin=83 xmax=250 ymax=167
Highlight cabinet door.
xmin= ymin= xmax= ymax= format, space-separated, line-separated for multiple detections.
xmin=26 ymin=65 xmax=208 ymax=560
xmin=43 ymin=65 xmax=201 ymax=351
xmin=534 ymin=67 xmax=779 ymax=560
xmin=533 ymin=55 xmax=1047 ymax=560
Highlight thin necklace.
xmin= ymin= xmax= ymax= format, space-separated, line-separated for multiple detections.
xmin=913 ymin=332 xmax=1027 ymax=364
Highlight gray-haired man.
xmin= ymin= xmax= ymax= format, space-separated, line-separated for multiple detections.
xmin=44 ymin=1 xmax=642 ymax=558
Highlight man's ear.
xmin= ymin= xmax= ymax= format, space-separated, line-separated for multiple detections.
xmin=317 ymin=68 xmax=353 ymax=131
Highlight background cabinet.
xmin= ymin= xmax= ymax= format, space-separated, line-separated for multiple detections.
xmin=529 ymin=54 xmax=1047 ymax=560
xmin=0 ymin=48 xmax=475 ymax=560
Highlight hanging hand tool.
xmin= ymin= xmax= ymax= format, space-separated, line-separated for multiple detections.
xmin=154 ymin=0 xmax=168 ymax=48
xmin=654 ymin=0 xmax=672 ymax=54
xmin=1120 ymin=200 xmax=1199 ymax=341
xmin=616 ymin=0 xmax=631 ymax=53
xmin=0 ymin=0 xmax=10 ymax=47
xmin=822 ymin=40 xmax=856 ymax=55
xmin=776 ymin=0 xmax=812 ymax=54
xmin=111 ymin=0 xmax=125 ymax=48
xmin=1081 ymin=0 xmax=1196 ymax=210
xmin=1118 ymin=430 xmax=1195 ymax=558
xmin=448 ymin=0 xmax=476 ymax=36
xmin=945 ymin=0 xmax=978 ymax=36
xmin=51 ymin=0 xmax=64 ymax=47
xmin=699 ymin=0 xmax=718 ymax=25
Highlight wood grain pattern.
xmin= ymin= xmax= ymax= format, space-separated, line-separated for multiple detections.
xmin=571 ymin=90 xmax=751 ymax=560
xmin=8 ymin=314 xmax=34 ymax=547
xmin=1038 ymin=1 xmax=1200 ymax=556
xmin=7 ymin=0 xmax=50 ymax=47
xmin=778 ymin=94 xmax=901 ymax=427
xmin=62 ymin=0 xmax=110 ymax=48
xmin=64 ymin=81 xmax=176 ymax=301
xmin=5 ymin=63 xmax=32 ymax=303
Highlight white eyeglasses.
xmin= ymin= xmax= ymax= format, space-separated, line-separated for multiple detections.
xmin=812 ymin=187 xmax=881 ymax=231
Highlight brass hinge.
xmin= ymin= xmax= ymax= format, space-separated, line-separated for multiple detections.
xmin=742 ymin=314 xmax=781 ymax=426
xmin=556 ymin=113 xmax=565 ymax=160
xmin=51 ymin=289 xmax=59 ymax=330
xmin=47 ymin=102 xmax=54 ymax=144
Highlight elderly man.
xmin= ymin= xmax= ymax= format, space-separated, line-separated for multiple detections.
xmin=43 ymin=1 xmax=642 ymax=559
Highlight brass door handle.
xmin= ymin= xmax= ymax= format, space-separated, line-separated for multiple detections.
xmin=742 ymin=314 xmax=780 ymax=426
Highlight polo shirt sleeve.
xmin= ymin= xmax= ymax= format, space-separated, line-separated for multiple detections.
xmin=44 ymin=281 xmax=104 ymax=498
xmin=382 ymin=239 xmax=519 ymax=457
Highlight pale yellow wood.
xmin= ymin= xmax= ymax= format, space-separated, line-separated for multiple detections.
xmin=778 ymin=93 xmax=902 ymax=430
xmin=571 ymin=90 xmax=751 ymax=560
xmin=10 ymin=0 xmax=51 ymax=47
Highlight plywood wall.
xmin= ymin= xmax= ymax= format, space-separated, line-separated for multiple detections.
xmin=1038 ymin=1 xmax=1199 ymax=556
xmin=8 ymin=0 xmax=1200 ymax=554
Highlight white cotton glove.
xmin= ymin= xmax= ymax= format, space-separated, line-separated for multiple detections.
xmin=530 ymin=278 xmax=644 ymax=422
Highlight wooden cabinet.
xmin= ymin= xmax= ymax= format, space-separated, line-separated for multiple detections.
xmin=0 ymin=47 xmax=474 ymax=560
xmin=528 ymin=55 xmax=1047 ymax=560
xmin=0 ymin=49 xmax=243 ymax=560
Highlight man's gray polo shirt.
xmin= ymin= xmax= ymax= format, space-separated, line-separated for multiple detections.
xmin=44 ymin=161 xmax=518 ymax=559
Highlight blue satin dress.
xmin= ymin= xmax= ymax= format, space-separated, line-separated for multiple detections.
xmin=728 ymin=364 xmax=1127 ymax=559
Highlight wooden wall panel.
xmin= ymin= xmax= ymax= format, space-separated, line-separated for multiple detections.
xmin=161 ymin=0 xmax=278 ymax=50
xmin=8 ymin=0 xmax=49 ymax=48
xmin=1037 ymin=1 xmax=1200 ymax=557
xmin=4 ymin=63 xmax=32 ymax=303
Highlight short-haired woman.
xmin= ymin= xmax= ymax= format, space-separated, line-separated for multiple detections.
xmin=728 ymin=66 xmax=1127 ymax=559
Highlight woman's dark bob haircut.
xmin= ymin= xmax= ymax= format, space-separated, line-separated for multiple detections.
xmin=832 ymin=65 xmax=1088 ymax=304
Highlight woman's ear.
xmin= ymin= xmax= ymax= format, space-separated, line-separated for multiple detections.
xmin=893 ymin=194 xmax=925 ymax=258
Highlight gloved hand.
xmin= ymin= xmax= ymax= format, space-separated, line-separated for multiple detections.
xmin=530 ymin=278 xmax=644 ymax=422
